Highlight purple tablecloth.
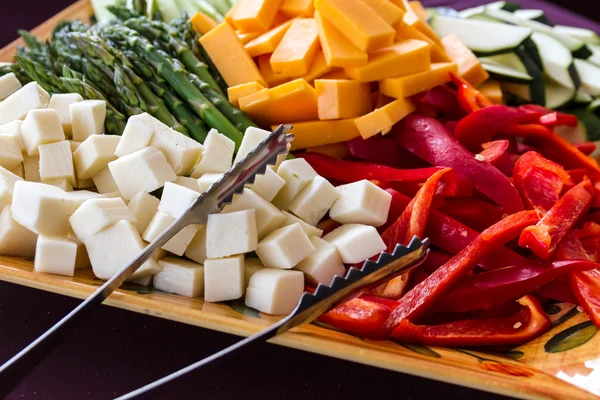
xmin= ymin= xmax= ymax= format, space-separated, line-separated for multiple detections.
xmin=0 ymin=1 xmax=598 ymax=399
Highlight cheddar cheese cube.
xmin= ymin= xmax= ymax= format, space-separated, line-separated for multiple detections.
xmin=354 ymin=97 xmax=416 ymax=139
xmin=228 ymin=82 xmax=267 ymax=108
xmin=232 ymin=0 xmax=282 ymax=33
xmin=345 ymin=39 xmax=431 ymax=82
xmin=395 ymin=22 xmax=451 ymax=63
xmin=315 ymin=11 xmax=367 ymax=68
xmin=280 ymin=0 xmax=314 ymax=17
xmin=237 ymin=31 xmax=261 ymax=44
xmin=315 ymin=79 xmax=372 ymax=120
xmin=478 ymin=80 xmax=503 ymax=105
xmin=441 ymin=34 xmax=489 ymax=88
xmin=360 ymin=0 xmax=405 ymax=26
xmin=190 ymin=11 xmax=218 ymax=35
xmin=315 ymin=0 xmax=395 ymax=53
xmin=299 ymin=52 xmax=334 ymax=82
xmin=245 ymin=20 xmax=294 ymax=58
xmin=257 ymin=54 xmax=289 ymax=87
xmin=279 ymin=118 xmax=361 ymax=150
xmin=379 ymin=62 xmax=457 ymax=99
xmin=200 ymin=23 xmax=267 ymax=87
xmin=270 ymin=18 xmax=321 ymax=78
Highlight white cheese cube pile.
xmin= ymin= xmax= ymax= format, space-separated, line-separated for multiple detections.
xmin=0 ymin=80 xmax=395 ymax=317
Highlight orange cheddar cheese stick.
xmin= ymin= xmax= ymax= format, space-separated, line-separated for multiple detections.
xmin=315 ymin=11 xmax=367 ymax=68
xmin=379 ymin=62 xmax=457 ymax=98
xmin=270 ymin=18 xmax=321 ymax=77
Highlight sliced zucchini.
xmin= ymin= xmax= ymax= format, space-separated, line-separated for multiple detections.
xmin=544 ymin=81 xmax=576 ymax=109
xmin=522 ymin=37 xmax=543 ymax=71
xmin=487 ymin=1 xmax=520 ymax=12
xmin=570 ymin=109 xmax=600 ymax=141
xmin=430 ymin=16 xmax=532 ymax=56
xmin=468 ymin=14 xmax=503 ymax=23
xmin=425 ymin=7 xmax=459 ymax=20
xmin=458 ymin=6 xmax=486 ymax=19
xmin=482 ymin=52 xmax=528 ymax=72
xmin=480 ymin=60 xmax=533 ymax=83
xmin=575 ymin=59 xmax=600 ymax=96
xmin=515 ymin=47 xmax=546 ymax=105
xmin=531 ymin=32 xmax=579 ymax=89
xmin=554 ymin=25 xmax=600 ymax=45
xmin=588 ymin=53 xmax=600 ymax=68
xmin=513 ymin=9 xmax=554 ymax=26
xmin=574 ymin=89 xmax=594 ymax=104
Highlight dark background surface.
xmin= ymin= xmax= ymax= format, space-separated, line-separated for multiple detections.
xmin=0 ymin=1 xmax=598 ymax=399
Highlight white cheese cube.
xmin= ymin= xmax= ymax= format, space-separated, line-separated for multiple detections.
xmin=206 ymin=210 xmax=258 ymax=258
xmin=70 ymin=100 xmax=106 ymax=140
xmin=114 ymin=113 xmax=153 ymax=157
xmin=0 ymin=82 xmax=49 ymax=125
xmin=21 ymin=109 xmax=65 ymax=156
xmin=10 ymin=181 xmax=79 ymax=235
xmin=244 ymin=257 xmax=264 ymax=286
xmin=85 ymin=220 xmax=160 ymax=280
xmin=38 ymin=141 xmax=74 ymax=185
xmin=155 ymin=257 xmax=204 ymax=297
xmin=272 ymin=159 xmax=317 ymax=210
xmin=69 ymin=140 xmax=82 ymax=152
xmin=128 ymin=192 xmax=160 ymax=234
xmin=323 ymin=224 xmax=386 ymax=264
xmin=74 ymin=176 xmax=94 ymax=189
xmin=330 ymin=180 xmax=392 ymax=227
xmin=0 ymin=120 xmax=26 ymax=152
xmin=69 ymin=198 xmax=135 ymax=242
xmin=256 ymin=223 xmax=315 ymax=269
xmin=0 ymin=165 xmax=23 ymax=210
xmin=0 ymin=135 xmax=24 ymax=171
xmin=246 ymin=166 xmax=285 ymax=202
xmin=184 ymin=225 xmax=207 ymax=264
xmin=46 ymin=178 xmax=73 ymax=192
xmin=288 ymin=176 xmax=339 ymax=226
xmin=222 ymin=188 xmax=285 ymax=239
xmin=92 ymin=167 xmax=119 ymax=194
xmin=0 ymin=205 xmax=37 ymax=257
xmin=23 ymin=155 xmax=40 ymax=182
xmin=204 ymin=255 xmax=245 ymax=302
xmin=296 ymin=236 xmax=345 ymax=285
xmin=245 ymin=269 xmax=304 ymax=315
xmin=34 ymin=235 xmax=78 ymax=276
xmin=65 ymin=190 xmax=104 ymax=207
xmin=175 ymin=176 xmax=200 ymax=192
xmin=158 ymin=182 xmax=200 ymax=219
xmin=108 ymin=147 xmax=176 ymax=200
xmin=190 ymin=129 xmax=234 ymax=178
xmin=142 ymin=211 xmax=199 ymax=256
xmin=234 ymin=127 xmax=270 ymax=165
xmin=0 ymin=73 xmax=22 ymax=101
xmin=48 ymin=93 xmax=83 ymax=136
xmin=279 ymin=211 xmax=323 ymax=238
xmin=10 ymin=163 xmax=24 ymax=179
xmin=73 ymin=134 xmax=120 ymax=179
xmin=197 ymin=173 xmax=222 ymax=193
xmin=150 ymin=123 xmax=203 ymax=176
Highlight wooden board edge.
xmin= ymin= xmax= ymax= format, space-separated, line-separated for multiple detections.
xmin=0 ymin=0 xmax=93 ymax=62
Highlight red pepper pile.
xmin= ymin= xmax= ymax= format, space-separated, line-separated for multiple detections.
xmin=301 ymin=74 xmax=600 ymax=348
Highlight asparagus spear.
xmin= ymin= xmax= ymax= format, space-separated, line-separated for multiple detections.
xmin=16 ymin=56 xmax=127 ymax=135
xmin=193 ymin=0 xmax=223 ymax=22
xmin=17 ymin=30 xmax=44 ymax=51
xmin=125 ymin=17 xmax=224 ymax=97
xmin=187 ymin=71 xmax=256 ymax=133
xmin=103 ymin=26 xmax=243 ymax=148
xmin=0 ymin=63 xmax=32 ymax=83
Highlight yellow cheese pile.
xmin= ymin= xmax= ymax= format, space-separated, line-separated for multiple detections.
xmin=192 ymin=0 xmax=489 ymax=151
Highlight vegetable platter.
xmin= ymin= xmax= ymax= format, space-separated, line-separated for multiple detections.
xmin=1 ymin=0 xmax=600 ymax=399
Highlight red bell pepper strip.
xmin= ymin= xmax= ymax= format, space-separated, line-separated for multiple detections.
xmin=413 ymin=84 xmax=466 ymax=120
xmin=297 ymin=153 xmax=443 ymax=184
xmin=436 ymin=260 xmax=598 ymax=313
xmin=386 ymin=211 xmax=539 ymax=326
xmin=537 ymin=278 xmax=579 ymax=304
xmin=392 ymin=115 xmax=524 ymax=214
xmin=319 ymin=297 xmax=394 ymax=335
xmin=390 ymin=295 xmax=551 ymax=347
xmin=478 ymin=140 xmax=514 ymax=177
xmin=519 ymin=181 xmax=592 ymax=259
xmin=453 ymin=105 xmax=530 ymax=151
xmin=505 ymin=124 xmax=600 ymax=179
xmin=347 ymin=136 xmax=428 ymax=169
xmin=576 ymin=142 xmax=597 ymax=156
xmin=437 ymin=197 xmax=505 ymax=232
xmin=518 ymin=105 xmax=578 ymax=128
xmin=450 ymin=72 xmax=493 ymax=114
xmin=513 ymin=151 xmax=572 ymax=215
xmin=571 ymin=270 xmax=600 ymax=327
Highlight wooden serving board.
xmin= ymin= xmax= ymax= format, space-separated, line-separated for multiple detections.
xmin=0 ymin=2 xmax=599 ymax=399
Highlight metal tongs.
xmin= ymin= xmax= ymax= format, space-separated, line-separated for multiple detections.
xmin=0 ymin=124 xmax=428 ymax=398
